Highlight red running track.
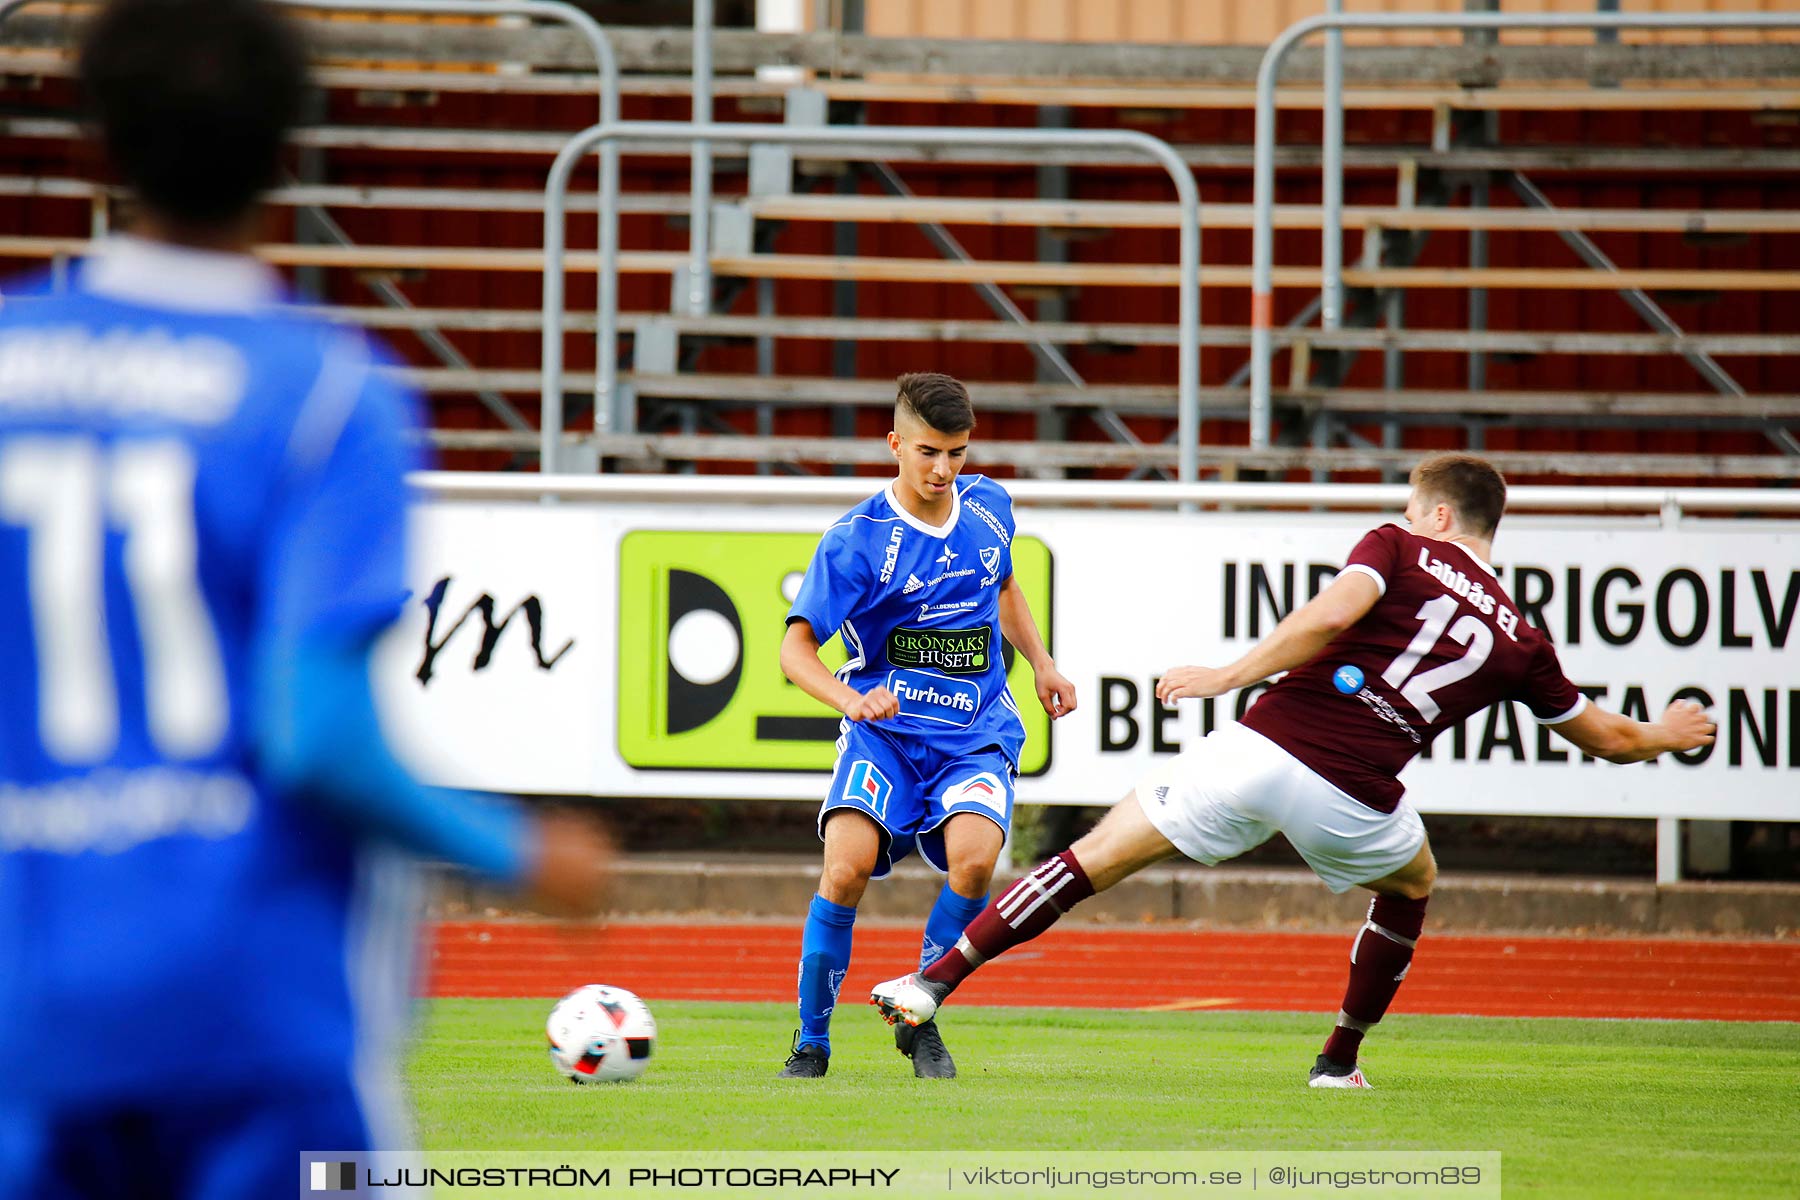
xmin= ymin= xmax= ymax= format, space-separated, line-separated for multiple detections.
xmin=428 ymin=922 xmax=1800 ymax=1022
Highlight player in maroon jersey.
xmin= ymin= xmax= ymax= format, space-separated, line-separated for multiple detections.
xmin=870 ymin=454 xmax=1716 ymax=1088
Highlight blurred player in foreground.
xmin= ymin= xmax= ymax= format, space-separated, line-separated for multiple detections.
xmin=872 ymin=454 xmax=1715 ymax=1088
xmin=777 ymin=373 xmax=1075 ymax=1079
xmin=0 ymin=1 xmax=612 ymax=1193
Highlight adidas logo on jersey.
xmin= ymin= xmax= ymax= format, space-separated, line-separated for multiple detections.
xmin=902 ymin=574 xmax=925 ymax=595
xmin=1153 ymin=785 xmax=1170 ymax=803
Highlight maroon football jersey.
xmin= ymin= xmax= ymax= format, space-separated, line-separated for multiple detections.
xmin=1239 ymin=523 xmax=1585 ymax=812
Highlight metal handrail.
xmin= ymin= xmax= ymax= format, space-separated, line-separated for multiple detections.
xmin=410 ymin=471 xmax=1800 ymax=517
xmin=541 ymin=121 xmax=1203 ymax=480
xmin=264 ymin=0 xmax=621 ymax=444
xmin=1249 ymin=10 xmax=1800 ymax=449
xmin=0 ymin=0 xmax=624 ymax=434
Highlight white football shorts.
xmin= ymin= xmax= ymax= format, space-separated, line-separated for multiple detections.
xmin=1135 ymin=722 xmax=1426 ymax=894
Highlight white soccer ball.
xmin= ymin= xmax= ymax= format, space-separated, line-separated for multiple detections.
xmin=546 ymin=984 xmax=657 ymax=1084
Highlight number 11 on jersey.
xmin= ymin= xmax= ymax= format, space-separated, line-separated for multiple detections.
xmin=1 ymin=437 xmax=228 ymax=764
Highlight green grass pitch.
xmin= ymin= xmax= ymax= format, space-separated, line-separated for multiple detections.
xmin=410 ymin=1000 xmax=1799 ymax=1199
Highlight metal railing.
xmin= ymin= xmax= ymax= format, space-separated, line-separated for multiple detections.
xmin=411 ymin=471 xmax=1800 ymax=518
xmin=0 ymin=0 xmax=626 ymax=433
xmin=541 ymin=121 xmax=1202 ymax=479
xmin=1250 ymin=10 xmax=1800 ymax=449
xmin=266 ymin=0 xmax=622 ymax=442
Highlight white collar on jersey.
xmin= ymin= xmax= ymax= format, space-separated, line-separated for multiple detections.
xmin=1444 ymin=536 xmax=1498 ymax=576
xmin=81 ymin=234 xmax=283 ymax=315
xmin=884 ymin=480 xmax=962 ymax=538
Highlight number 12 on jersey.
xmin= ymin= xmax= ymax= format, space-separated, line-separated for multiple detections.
xmin=1381 ymin=594 xmax=1494 ymax=722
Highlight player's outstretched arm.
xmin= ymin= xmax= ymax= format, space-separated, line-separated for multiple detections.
xmin=1550 ymin=698 xmax=1716 ymax=764
xmin=779 ymin=619 xmax=897 ymax=722
xmin=254 ymin=635 xmax=614 ymax=915
xmin=1157 ymin=571 xmax=1382 ymax=702
xmin=997 ymin=574 xmax=1076 ymax=718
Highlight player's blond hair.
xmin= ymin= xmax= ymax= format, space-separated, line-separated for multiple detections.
xmin=1411 ymin=454 xmax=1507 ymax=538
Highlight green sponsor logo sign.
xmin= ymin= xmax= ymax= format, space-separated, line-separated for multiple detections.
xmin=617 ymin=530 xmax=1052 ymax=773
xmin=885 ymin=625 xmax=991 ymax=676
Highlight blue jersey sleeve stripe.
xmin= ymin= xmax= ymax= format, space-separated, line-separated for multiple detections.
xmin=255 ymin=635 xmax=531 ymax=884
xmin=284 ymin=334 xmax=372 ymax=474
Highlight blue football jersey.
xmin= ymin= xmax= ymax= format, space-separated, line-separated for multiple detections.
xmin=788 ymin=475 xmax=1026 ymax=764
xmin=0 ymin=238 xmax=420 ymax=1105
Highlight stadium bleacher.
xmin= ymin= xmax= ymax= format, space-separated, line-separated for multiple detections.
xmin=3 ymin=7 xmax=1795 ymax=481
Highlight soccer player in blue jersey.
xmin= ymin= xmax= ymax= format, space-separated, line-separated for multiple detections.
xmin=0 ymin=2 xmax=613 ymax=1194
xmin=776 ymin=373 xmax=1075 ymax=1078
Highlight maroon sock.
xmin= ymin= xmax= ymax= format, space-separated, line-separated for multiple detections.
xmin=921 ymin=850 xmax=1095 ymax=992
xmin=1322 ymin=894 xmax=1428 ymax=1065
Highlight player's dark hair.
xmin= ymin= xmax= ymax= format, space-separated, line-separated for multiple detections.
xmin=1412 ymin=453 xmax=1507 ymax=537
xmin=896 ymin=373 xmax=975 ymax=435
xmin=79 ymin=0 xmax=308 ymax=227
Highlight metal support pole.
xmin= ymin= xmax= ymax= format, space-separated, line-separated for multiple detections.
xmin=1464 ymin=0 xmax=1498 ymax=398
xmin=1469 ymin=177 xmax=1490 ymax=394
xmin=829 ymin=167 xmax=859 ymax=475
xmin=1250 ymin=10 xmax=1800 ymax=450
xmin=686 ymin=0 xmax=714 ymax=318
xmin=1321 ymin=0 xmax=1344 ymax=335
xmin=553 ymin=123 xmax=1201 ymax=479
xmin=1656 ymin=817 xmax=1682 ymax=883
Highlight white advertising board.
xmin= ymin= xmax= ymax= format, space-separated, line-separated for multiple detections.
xmin=374 ymin=495 xmax=1800 ymax=821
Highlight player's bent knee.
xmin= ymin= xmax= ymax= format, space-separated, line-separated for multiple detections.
xmin=818 ymin=856 xmax=874 ymax=906
xmin=946 ymin=859 xmax=996 ymax=897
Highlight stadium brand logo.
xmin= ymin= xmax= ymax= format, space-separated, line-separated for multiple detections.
xmin=887 ymin=669 xmax=980 ymax=727
xmin=886 ymin=625 xmax=991 ymax=676
xmin=414 ymin=577 xmax=573 ymax=687
xmin=879 ymin=525 xmax=904 ymax=584
xmin=616 ymin=529 xmax=1054 ymax=774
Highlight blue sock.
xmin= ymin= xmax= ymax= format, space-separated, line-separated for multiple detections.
xmin=797 ymin=893 xmax=857 ymax=1053
xmin=920 ymin=883 xmax=988 ymax=972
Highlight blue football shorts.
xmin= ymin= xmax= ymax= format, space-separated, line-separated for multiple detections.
xmin=817 ymin=720 xmax=1017 ymax=878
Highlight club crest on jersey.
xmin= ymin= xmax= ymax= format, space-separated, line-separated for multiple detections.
xmin=843 ymin=760 xmax=891 ymax=818
xmin=979 ymin=545 xmax=1002 ymax=587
